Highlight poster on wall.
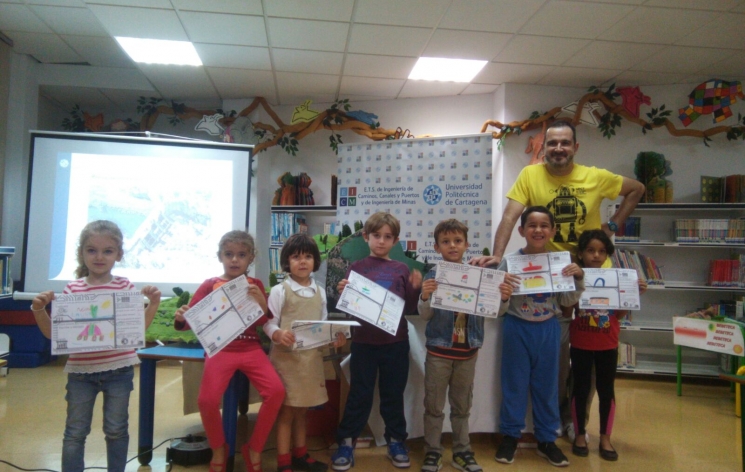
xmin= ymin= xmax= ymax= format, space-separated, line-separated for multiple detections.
xmin=336 ymin=134 xmax=493 ymax=265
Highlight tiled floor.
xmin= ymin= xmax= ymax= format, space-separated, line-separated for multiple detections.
xmin=0 ymin=357 xmax=741 ymax=472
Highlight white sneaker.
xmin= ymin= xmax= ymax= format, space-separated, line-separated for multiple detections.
xmin=564 ymin=424 xmax=588 ymax=443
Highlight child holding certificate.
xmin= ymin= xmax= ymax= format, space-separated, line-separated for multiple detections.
xmin=265 ymin=234 xmax=346 ymax=472
xmin=418 ymin=219 xmax=514 ymax=472
xmin=331 ymin=212 xmax=422 ymax=471
xmin=31 ymin=220 xmax=161 ymax=472
xmin=564 ymin=230 xmax=646 ymax=461
xmin=494 ymin=207 xmax=584 ymax=468
xmin=174 ymin=230 xmax=284 ymax=472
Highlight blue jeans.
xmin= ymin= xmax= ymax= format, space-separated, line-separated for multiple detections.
xmin=62 ymin=366 xmax=134 ymax=472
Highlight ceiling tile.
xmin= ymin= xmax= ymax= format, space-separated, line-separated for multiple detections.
xmin=460 ymin=83 xmax=500 ymax=95
xmin=343 ymin=54 xmax=418 ymax=79
xmin=571 ymin=0 xmax=643 ymax=3
xmin=276 ymin=71 xmax=339 ymax=96
xmin=30 ymin=5 xmax=108 ymax=36
xmin=63 ymin=34 xmax=134 ymax=67
xmin=265 ymin=0 xmax=353 ymax=21
xmin=194 ymin=44 xmax=271 ymax=69
xmin=278 ymin=92 xmax=336 ymax=106
xmin=29 ymin=0 xmax=86 ymax=6
xmin=87 ymin=5 xmax=188 ymax=40
xmin=631 ymin=46 xmax=735 ymax=73
xmin=423 ymin=30 xmax=512 ymax=61
xmin=39 ymin=85 xmax=115 ymax=110
xmin=520 ymin=1 xmax=636 ymax=39
xmin=267 ymin=18 xmax=349 ymax=51
xmin=494 ymin=35 xmax=590 ymax=65
xmin=355 ymin=0 xmax=449 ymax=27
xmin=398 ymin=80 xmax=469 ymax=98
xmin=643 ymin=0 xmax=740 ymax=10
xmin=207 ymin=67 xmax=277 ymax=100
xmin=179 ymin=12 xmax=267 ymax=46
xmin=341 ymin=94 xmax=395 ymax=102
xmin=6 ymin=31 xmax=84 ymax=63
xmin=675 ymin=13 xmax=745 ymax=49
xmin=537 ymin=66 xmax=621 ymax=87
xmin=137 ymin=63 xmax=219 ymax=100
xmin=599 ymin=7 xmax=721 ymax=44
xmin=440 ymin=0 xmax=545 ymax=34
xmin=474 ymin=62 xmax=555 ymax=85
xmin=272 ymin=49 xmax=343 ymax=75
xmin=607 ymin=70 xmax=689 ymax=87
xmin=348 ymin=24 xmax=430 ymax=56
xmin=0 ymin=3 xmax=52 ymax=33
xmin=705 ymin=51 xmax=745 ymax=76
xmin=172 ymin=0 xmax=264 ymax=15
xmin=564 ymin=41 xmax=665 ymax=69
xmin=340 ymin=76 xmax=404 ymax=97
xmin=85 ymin=0 xmax=173 ymax=7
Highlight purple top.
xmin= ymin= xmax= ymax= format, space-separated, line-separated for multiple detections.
xmin=345 ymin=256 xmax=420 ymax=344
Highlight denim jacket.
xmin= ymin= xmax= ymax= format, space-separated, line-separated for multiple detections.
xmin=418 ymin=269 xmax=485 ymax=349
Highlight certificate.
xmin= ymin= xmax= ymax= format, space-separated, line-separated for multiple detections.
xmin=580 ymin=268 xmax=641 ymax=310
xmin=506 ymin=251 xmax=575 ymax=295
xmin=291 ymin=320 xmax=360 ymax=350
xmin=430 ymin=261 xmax=506 ymax=318
xmin=51 ymin=291 xmax=145 ymax=355
xmin=184 ymin=276 xmax=265 ymax=357
xmin=336 ymin=271 xmax=406 ymax=335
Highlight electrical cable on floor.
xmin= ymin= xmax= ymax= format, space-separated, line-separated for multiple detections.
xmin=0 ymin=436 xmax=187 ymax=472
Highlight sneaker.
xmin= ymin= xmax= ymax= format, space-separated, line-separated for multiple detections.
xmin=536 ymin=442 xmax=569 ymax=467
xmin=387 ymin=439 xmax=411 ymax=468
xmin=495 ymin=436 xmax=518 ymax=464
xmin=331 ymin=440 xmax=354 ymax=472
xmin=420 ymin=452 xmax=442 ymax=472
xmin=564 ymin=424 xmax=589 ymax=444
xmin=452 ymin=451 xmax=482 ymax=472
xmin=292 ymin=454 xmax=328 ymax=472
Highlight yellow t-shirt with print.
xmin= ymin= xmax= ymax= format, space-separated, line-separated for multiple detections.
xmin=507 ymin=163 xmax=623 ymax=260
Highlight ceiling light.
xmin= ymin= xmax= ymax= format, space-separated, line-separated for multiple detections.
xmin=115 ymin=37 xmax=202 ymax=66
xmin=408 ymin=57 xmax=487 ymax=83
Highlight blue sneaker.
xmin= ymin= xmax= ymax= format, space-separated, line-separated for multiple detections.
xmin=331 ymin=440 xmax=354 ymax=471
xmin=387 ymin=439 xmax=411 ymax=468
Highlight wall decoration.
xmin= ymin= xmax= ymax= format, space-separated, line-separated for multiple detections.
xmin=679 ymin=79 xmax=744 ymax=126
xmin=634 ymin=152 xmax=673 ymax=203
xmin=558 ymin=100 xmax=603 ymax=126
xmin=524 ymin=121 xmax=546 ymax=165
xmin=482 ymin=83 xmax=745 ymax=147
xmin=290 ymin=99 xmax=321 ymax=124
xmin=194 ymin=113 xmax=225 ymax=136
xmin=618 ymin=86 xmax=651 ymax=118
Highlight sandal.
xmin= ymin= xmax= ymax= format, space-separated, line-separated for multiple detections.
xmin=242 ymin=444 xmax=263 ymax=472
xmin=210 ymin=444 xmax=228 ymax=472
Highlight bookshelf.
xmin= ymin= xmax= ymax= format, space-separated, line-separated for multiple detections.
xmin=611 ymin=203 xmax=745 ymax=378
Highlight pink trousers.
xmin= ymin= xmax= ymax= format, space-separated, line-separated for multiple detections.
xmin=198 ymin=348 xmax=285 ymax=452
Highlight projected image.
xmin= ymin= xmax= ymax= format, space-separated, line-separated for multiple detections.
xmin=53 ymin=153 xmax=233 ymax=284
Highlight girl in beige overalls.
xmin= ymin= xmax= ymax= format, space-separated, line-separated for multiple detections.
xmin=266 ymin=234 xmax=346 ymax=472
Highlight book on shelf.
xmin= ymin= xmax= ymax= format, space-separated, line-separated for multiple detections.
xmin=614 ymin=216 xmax=641 ymax=242
xmin=611 ymin=249 xmax=664 ymax=286
xmin=617 ymin=342 xmax=636 ymax=368
xmin=708 ymin=256 xmax=745 ymax=288
xmin=271 ymin=212 xmax=306 ymax=244
xmin=674 ymin=218 xmax=745 ymax=244
xmin=700 ymin=174 xmax=745 ymax=203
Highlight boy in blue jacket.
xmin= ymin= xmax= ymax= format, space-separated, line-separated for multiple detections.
xmin=418 ymin=219 xmax=514 ymax=472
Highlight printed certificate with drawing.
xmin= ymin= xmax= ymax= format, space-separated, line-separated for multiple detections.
xmin=184 ymin=276 xmax=265 ymax=357
xmin=291 ymin=320 xmax=360 ymax=350
xmin=336 ymin=271 xmax=405 ymax=335
xmin=506 ymin=251 xmax=575 ymax=295
xmin=51 ymin=291 xmax=145 ymax=355
xmin=430 ymin=261 xmax=506 ymax=318
xmin=580 ymin=268 xmax=640 ymax=310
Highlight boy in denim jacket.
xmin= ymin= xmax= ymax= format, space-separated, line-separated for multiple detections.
xmin=418 ymin=219 xmax=514 ymax=472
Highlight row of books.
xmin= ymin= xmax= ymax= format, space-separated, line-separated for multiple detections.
xmin=674 ymin=218 xmax=745 ymax=244
xmin=271 ymin=212 xmax=307 ymax=245
xmin=700 ymin=174 xmax=745 ymax=203
xmin=614 ymin=216 xmax=641 ymax=242
xmin=706 ymin=296 xmax=744 ymax=319
xmin=708 ymin=256 xmax=745 ymax=288
xmin=617 ymin=342 xmax=636 ymax=367
xmin=611 ymin=249 xmax=664 ymax=286
xmin=0 ymin=247 xmax=13 ymax=295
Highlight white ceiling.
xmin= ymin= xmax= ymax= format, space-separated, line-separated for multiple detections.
xmin=1 ymin=0 xmax=744 ymax=112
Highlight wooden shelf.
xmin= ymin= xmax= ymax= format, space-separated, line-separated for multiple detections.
xmin=271 ymin=205 xmax=336 ymax=212
xmin=617 ymin=360 xmax=720 ymax=377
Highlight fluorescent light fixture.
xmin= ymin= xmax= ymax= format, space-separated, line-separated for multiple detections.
xmin=115 ymin=37 xmax=202 ymax=66
xmin=408 ymin=57 xmax=488 ymax=82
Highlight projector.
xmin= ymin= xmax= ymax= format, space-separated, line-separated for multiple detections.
xmin=166 ymin=434 xmax=212 ymax=466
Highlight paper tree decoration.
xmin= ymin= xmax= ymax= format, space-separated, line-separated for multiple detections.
xmin=679 ymin=79 xmax=744 ymax=126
